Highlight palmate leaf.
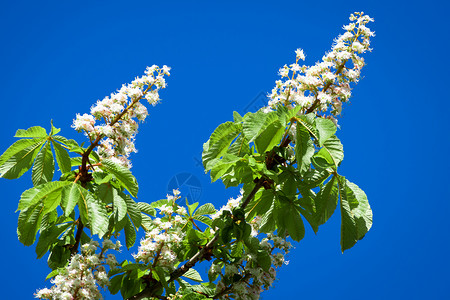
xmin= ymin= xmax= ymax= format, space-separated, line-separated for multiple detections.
xmin=0 ymin=138 xmax=45 ymax=179
xmin=338 ymin=176 xmax=373 ymax=252
xmin=101 ymin=159 xmax=139 ymax=197
xmin=32 ymin=142 xmax=54 ymax=186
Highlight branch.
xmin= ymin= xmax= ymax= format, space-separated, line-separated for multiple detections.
xmin=70 ymin=217 xmax=84 ymax=255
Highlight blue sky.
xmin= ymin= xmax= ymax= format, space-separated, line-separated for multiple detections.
xmin=1 ymin=0 xmax=449 ymax=299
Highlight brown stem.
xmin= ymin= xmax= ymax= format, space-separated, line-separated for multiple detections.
xmin=70 ymin=217 xmax=84 ymax=255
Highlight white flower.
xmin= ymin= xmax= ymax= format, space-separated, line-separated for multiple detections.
xmin=295 ymin=48 xmax=306 ymax=61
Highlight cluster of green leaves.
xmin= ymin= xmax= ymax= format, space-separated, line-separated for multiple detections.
xmin=202 ymin=107 xmax=372 ymax=251
xmin=107 ymin=198 xmax=217 ymax=299
xmin=0 ymin=123 xmax=147 ymax=269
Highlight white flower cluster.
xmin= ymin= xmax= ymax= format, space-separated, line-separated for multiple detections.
xmin=266 ymin=12 xmax=374 ymax=121
xmin=35 ymin=239 xmax=121 ymax=300
xmin=133 ymin=191 xmax=187 ymax=270
xmin=211 ymin=190 xmax=243 ymax=220
xmin=72 ymin=65 xmax=170 ymax=168
xmin=212 ymin=219 xmax=292 ymax=300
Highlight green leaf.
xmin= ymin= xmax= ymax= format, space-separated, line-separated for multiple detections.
xmin=114 ymin=191 xmax=128 ymax=223
xmin=246 ymin=189 xmax=274 ymax=220
xmin=42 ymin=190 xmax=62 ymax=215
xmin=36 ymin=222 xmax=72 ymax=259
xmin=322 ymin=135 xmax=344 ymax=167
xmin=137 ymin=202 xmax=156 ymax=217
xmin=202 ymin=122 xmax=242 ymax=169
xmin=50 ymin=120 xmax=61 ymax=136
xmin=52 ymin=135 xmax=80 ymax=150
xmin=52 ymin=141 xmax=71 ymax=173
xmin=295 ymin=124 xmax=315 ymax=174
xmin=0 ymin=138 xmax=45 ymax=179
xmin=254 ymin=121 xmax=285 ymax=153
xmin=182 ymin=268 xmax=203 ymax=282
xmin=315 ymin=117 xmax=336 ymax=146
xmin=47 ymin=245 xmax=70 ymax=269
xmin=233 ymin=111 xmax=243 ymax=123
xmin=227 ymin=134 xmax=250 ymax=157
xmin=314 ymin=175 xmax=339 ymax=226
xmin=284 ymin=206 xmax=305 ymax=242
xmin=242 ymin=111 xmax=269 ymax=142
xmin=32 ymin=142 xmax=54 ymax=186
xmin=61 ymin=183 xmax=84 ymax=216
xmin=123 ymin=194 xmax=141 ymax=229
xmin=17 ymin=181 xmax=71 ymax=212
xmin=45 ymin=268 xmax=61 ymax=280
xmin=101 ymin=159 xmax=139 ymax=197
xmin=18 ymin=202 xmax=44 ymax=246
xmin=124 ymin=217 xmax=136 ymax=249
xmin=194 ymin=203 xmax=216 ymax=217
xmin=339 ymin=176 xmax=373 ymax=252
xmin=256 ymin=249 xmax=271 ymax=271
xmin=209 ymin=154 xmax=241 ymax=182
xmin=14 ymin=126 xmax=47 ymax=138
xmin=109 ymin=274 xmax=124 ymax=295
xmin=77 ymin=188 xmax=108 ymax=238
xmin=259 ymin=202 xmax=276 ymax=233
xmin=303 ymin=169 xmax=330 ymax=188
